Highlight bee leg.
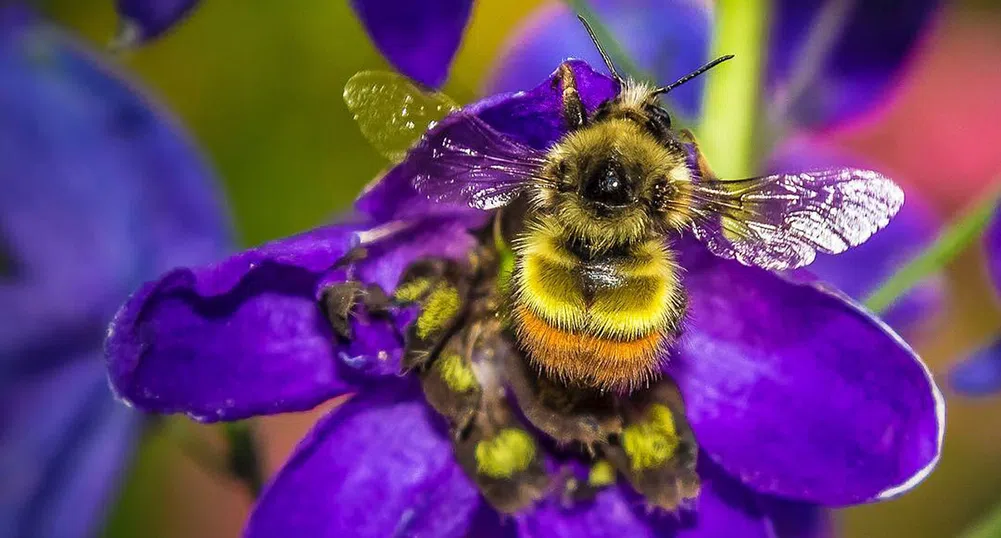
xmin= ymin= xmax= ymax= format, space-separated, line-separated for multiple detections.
xmin=418 ymin=330 xmax=483 ymax=439
xmin=393 ymin=258 xmax=473 ymax=372
xmin=558 ymin=459 xmax=617 ymax=508
xmin=602 ymin=379 xmax=700 ymax=512
xmin=555 ymin=62 xmax=587 ymax=130
xmin=320 ymin=246 xmax=393 ymax=340
xmin=676 ymin=128 xmax=717 ymax=181
xmin=450 ymin=384 xmax=551 ymax=514
xmin=502 ymin=349 xmax=622 ymax=447
xmin=321 ymin=280 xmax=364 ymax=340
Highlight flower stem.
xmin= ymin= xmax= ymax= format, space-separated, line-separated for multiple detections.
xmin=164 ymin=417 xmax=264 ymax=498
xmin=224 ymin=421 xmax=265 ymax=497
xmin=960 ymin=499 xmax=1001 ymax=538
xmin=697 ymin=0 xmax=770 ymax=178
xmin=865 ymin=185 xmax=1000 ymax=314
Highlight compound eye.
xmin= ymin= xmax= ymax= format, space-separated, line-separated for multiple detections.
xmin=582 ymin=164 xmax=633 ymax=207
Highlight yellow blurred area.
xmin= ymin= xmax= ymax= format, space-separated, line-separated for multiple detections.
xmin=38 ymin=1 xmax=1001 ymax=537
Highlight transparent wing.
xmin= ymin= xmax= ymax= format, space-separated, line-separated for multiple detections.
xmin=343 ymin=71 xmax=459 ymax=162
xmin=405 ymin=112 xmax=550 ymax=210
xmin=688 ymin=168 xmax=904 ymax=270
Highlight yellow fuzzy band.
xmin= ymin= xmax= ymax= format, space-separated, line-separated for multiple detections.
xmin=437 ymin=352 xmax=477 ymax=393
xmin=475 ymin=428 xmax=536 ymax=479
xmin=621 ymin=404 xmax=679 ymax=471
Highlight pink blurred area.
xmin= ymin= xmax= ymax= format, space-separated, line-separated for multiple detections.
xmin=832 ymin=8 xmax=1001 ymax=212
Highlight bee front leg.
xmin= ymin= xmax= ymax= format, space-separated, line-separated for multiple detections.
xmin=602 ymin=379 xmax=700 ymax=512
xmin=556 ymin=62 xmax=587 ymax=131
xmin=676 ymin=128 xmax=717 ymax=182
xmin=320 ymin=247 xmax=393 ymax=341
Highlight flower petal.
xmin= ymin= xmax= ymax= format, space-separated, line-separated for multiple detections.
xmin=950 ymin=337 xmax=1001 ymax=396
xmin=0 ymin=353 xmax=141 ymax=538
xmin=768 ymin=0 xmax=941 ymax=128
xmin=486 ymin=0 xmax=711 ymax=118
xmin=349 ymin=0 xmax=473 ymax=89
xmin=668 ymin=242 xmax=944 ymax=505
xmin=0 ymin=7 xmax=230 ymax=361
xmin=516 ymin=461 xmax=827 ymax=538
xmin=769 ymin=140 xmax=944 ymax=332
xmin=114 ymin=0 xmax=200 ymax=44
xmin=244 ymin=379 xmax=480 ymax=538
xmin=356 ymin=60 xmax=617 ymax=223
xmin=106 ymin=217 xmax=477 ymax=421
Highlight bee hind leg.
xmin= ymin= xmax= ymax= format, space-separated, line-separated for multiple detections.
xmin=602 ymin=379 xmax=700 ymax=511
xmin=558 ymin=459 xmax=618 ymax=508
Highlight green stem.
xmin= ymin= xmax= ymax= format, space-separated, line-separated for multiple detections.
xmin=224 ymin=422 xmax=265 ymax=497
xmin=163 ymin=417 xmax=265 ymax=498
xmin=865 ymin=186 xmax=1001 ymax=314
xmin=697 ymin=0 xmax=769 ymax=179
xmin=561 ymin=0 xmax=650 ymax=83
xmin=960 ymin=500 xmax=1001 ymax=538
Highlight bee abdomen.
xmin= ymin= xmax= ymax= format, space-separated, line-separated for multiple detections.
xmin=513 ymin=303 xmax=671 ymax=390
xmin=511 ymin=235 xmax=686 ymax=390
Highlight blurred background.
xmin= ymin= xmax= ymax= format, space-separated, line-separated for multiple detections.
xmin=7 ymin=0 xmax=1001 ymax=536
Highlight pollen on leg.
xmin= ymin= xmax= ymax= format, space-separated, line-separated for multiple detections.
xmin=436 ymin=352 xmax=478 ymax=393
xmin=587 ymin=459 xmax=616 ymax=487
xmin=475 ymin=428 xmax=537 ymax=479
xmin=415 ymin=283 xmax=460 ymax=339
xmin=393 ymin=277 xmax=432 ymax=303
xmin=621 ymin=404 xmax=679 ymax=471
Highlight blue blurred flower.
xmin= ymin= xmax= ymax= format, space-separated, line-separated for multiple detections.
xmin=489 ymin=0 xmax=944 ymax=334
xmin=114 ymin=0 xmax=474 ymax=89
xmin=0 ymin=6 xmax=230 ymax=537
xmin=950 ymin=203 xmax=1001 ymax=396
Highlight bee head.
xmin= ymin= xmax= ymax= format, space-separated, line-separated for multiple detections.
xmin=534 ymin=119 xmax=694 ymax=247
xmin=579 ymin=158 xmax=635 ymax=212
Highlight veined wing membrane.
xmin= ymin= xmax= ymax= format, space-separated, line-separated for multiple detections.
xmin=405 ymin=111 xmax=549 ymax=210
xmin=343 ymin=71 xmax=459 ymax=162
xmin=688 ymin=168 xmax=904 ymax=270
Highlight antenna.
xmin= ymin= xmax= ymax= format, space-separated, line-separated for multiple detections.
xmin=577 ymin=15 xmax=622 ymax=83
xmin=653 ymin=55 xmax=735 ymax=95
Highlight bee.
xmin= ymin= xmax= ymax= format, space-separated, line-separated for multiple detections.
xmin=334 ymin=16 xmax=902 ymax=513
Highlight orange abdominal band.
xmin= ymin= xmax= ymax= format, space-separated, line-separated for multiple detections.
xmin=513 ymin=304 xmax=665 ymax=391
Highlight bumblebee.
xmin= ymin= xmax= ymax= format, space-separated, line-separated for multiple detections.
xmin=332 ymin=17 xmax=902 ymax=513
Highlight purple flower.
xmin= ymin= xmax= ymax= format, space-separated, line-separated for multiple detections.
xmin=950 ymin=204 xmax=1001 ymax=395
xmin=489 ymin=0 xmax=944 ymax=335
xmin=106 ymin=60 xmax=943 ymax=536
xmin=1 ymin=6 xmax=230 ymax=536
xmin=114 ymin=0 xmax=199 ymax=44
xmin=113 ymin=0 xmax=474 ymax=89
xmin=349 ymin=0 xmax=474 ymax=88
